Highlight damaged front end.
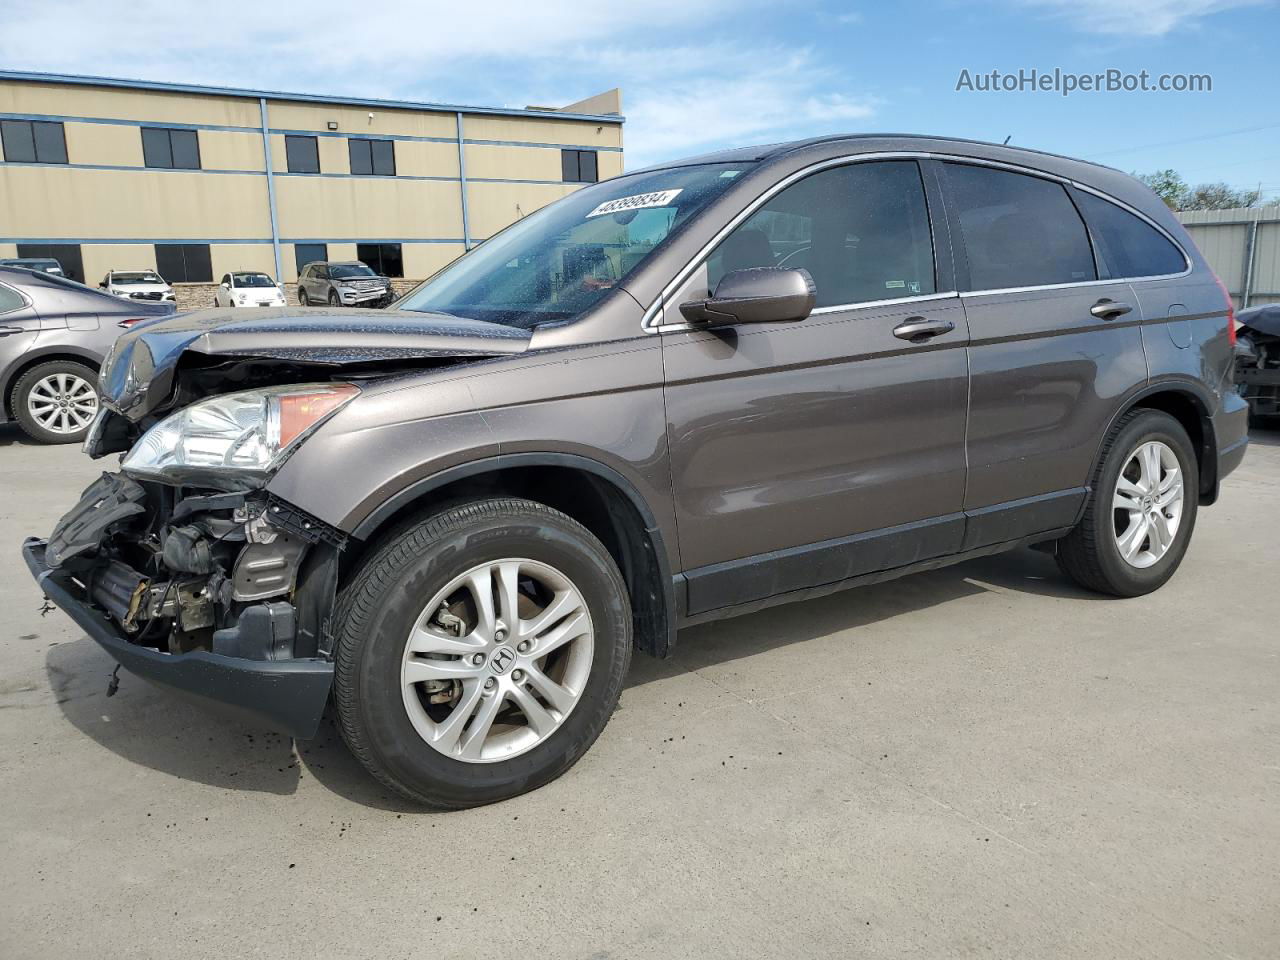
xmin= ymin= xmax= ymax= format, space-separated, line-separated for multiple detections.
xmin=24 ymin=473 xmax=343 ymax=737
xmin=23 ymin=306 xmax=532 ymax=737
xmin=1236 ymin=305 xmax=1280 ymax=420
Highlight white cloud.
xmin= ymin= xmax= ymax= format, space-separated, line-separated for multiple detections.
xmin=0 ymin=0 xmax=878 ymax=168
xmin=1015 ymin=0 xmax=1264 ymax=36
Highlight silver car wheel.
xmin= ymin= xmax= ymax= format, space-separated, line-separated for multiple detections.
xmin=401 ymin=558 xmax=594 ymax=764
xmin=1113 ymin=440 xmax=1184 ymax=569
xmin=25 ymin=373 xmax=99 ymax=435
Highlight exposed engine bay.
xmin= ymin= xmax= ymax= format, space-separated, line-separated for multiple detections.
xmin=1236 ymin=305 xmax=1280 ymax=420
xmin=46 ymin=472 xmax=343 ymax=661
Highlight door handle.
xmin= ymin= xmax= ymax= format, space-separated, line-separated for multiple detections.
xmin=1090 ymin=299 xmax=1132 ymax=320
xmin=892 ymin=317 xmax=955 ymax=342
xmin=0 ymin=326 xmax=24 ymax=337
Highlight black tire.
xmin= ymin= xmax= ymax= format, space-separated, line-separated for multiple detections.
xmin=298 ymin=288 xmax=309 ymax=306
xmin=333 ymin=498 xmax=632 ymax=808
xmin=1057 ymin=409 xmax=1198 ymax=597
xmin=10 ymin=360 xmax=100 ymax=445
xmin=328 ymin=289 xmax=340 ymax=307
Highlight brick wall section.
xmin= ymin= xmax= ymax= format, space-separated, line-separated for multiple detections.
xmin=172 ymin=280 xmax=421 ymax=312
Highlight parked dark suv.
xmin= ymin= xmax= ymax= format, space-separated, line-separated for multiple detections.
xmin=297 ymin=260 xmax=393 ymax=308
xmin=24 ymin=135 xmax=1247 ymax=808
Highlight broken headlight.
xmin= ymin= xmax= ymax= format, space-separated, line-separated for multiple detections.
xmin=122 ymin=383 xmax=359 ymax=489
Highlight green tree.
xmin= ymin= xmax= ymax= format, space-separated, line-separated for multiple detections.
xmin=1135 ymin=169 xmax=1188 ymax=209
xmin=1182 ymin=182 xmax=1263 ymax=211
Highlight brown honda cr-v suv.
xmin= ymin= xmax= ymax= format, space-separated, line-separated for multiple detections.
xmin=24 ymin=135 xmax=1248 ymax=807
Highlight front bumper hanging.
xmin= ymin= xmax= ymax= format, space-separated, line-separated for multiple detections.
xmin=23 ymin=538 xmax=333 ymax=739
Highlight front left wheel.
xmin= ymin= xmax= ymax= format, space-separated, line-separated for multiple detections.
xmin=332 ymin=498 xmax=632 ymax=808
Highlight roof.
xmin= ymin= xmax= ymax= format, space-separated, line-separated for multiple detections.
xmin=0 ymin=69 xmax=626 ymax=124
xmin=631 ymin=132 xmax=1119 ymax=174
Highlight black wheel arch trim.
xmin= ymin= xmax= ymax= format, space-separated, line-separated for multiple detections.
xmin=348 ymin=452 xmax=679 ymax=659
xmin=1092 ymin=378 xmax=1221 ymax=504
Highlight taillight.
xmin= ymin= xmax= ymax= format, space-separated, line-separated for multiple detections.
xmin=117 ymin=317 xmax=147 ymax=329
xmin=1212 ymin=274 xmax=1236 ymax=346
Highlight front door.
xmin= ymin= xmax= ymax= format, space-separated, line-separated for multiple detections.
xmin=662 ymin=159 xmax=971 ymax=616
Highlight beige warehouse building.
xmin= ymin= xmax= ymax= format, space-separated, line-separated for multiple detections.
xmin=0 ymin=70 xmax=623 ymax=294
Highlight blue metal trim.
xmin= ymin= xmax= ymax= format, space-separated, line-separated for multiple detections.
xmin=0 ymin=70 xmax=625 ymax=124
xmin=2 ymin=160 xmax=573 ymax=186
xmin=270 ymin=127 xmax=457 ymax=144
xmin=465 ymin=138 xmax=622 ymax=152
xmin=0 ymin=110 xmax=261 ymax=134
xmin=0 ymin=237 xmax=467 ymax=245
xmin=283 ymin=238 xmax=467 ymax=245
xmin=456 ymin=112 xmax=471 ymax=252
xmin=0 ymin=160 xmax=262 ymax=176
xmin=259 ymin=98 xmax=283 ymax=284
xmin=0 ymin=111 xmax=621 ymax=152
xmin=273 ymin=170 xmax=459 ymax=182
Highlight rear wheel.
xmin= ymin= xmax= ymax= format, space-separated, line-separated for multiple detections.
xmin=1056 ymin=409 xmax=1198 ymax=596
xmin=298 ymin=288 xmax=309 ymax=306
xmin=333 ymin=498 xmax=632 ymax=808
xmin=11 ymin=360 xmax=100 ymax=444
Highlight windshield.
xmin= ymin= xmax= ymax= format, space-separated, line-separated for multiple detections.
xmin=114 ymin=272 xmax=163 ymax=284
xmin=331 ymin=264 xmax=377 ymax=279
xmin=397 ymin=162 xmax=752 ymax=328
xmin=233 ymin=272 xmax=276 ymax=287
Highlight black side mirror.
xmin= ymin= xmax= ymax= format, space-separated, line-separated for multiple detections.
xmin=679 ymin=267 xmax=816 ymax=327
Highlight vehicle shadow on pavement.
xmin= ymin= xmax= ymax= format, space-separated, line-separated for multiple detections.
xmin=626 ymin=546 xmax=1106 ymax=690
xmin=0 ymin=422 xmax=40 ymax=447
xmin=42 ymin=549 xmax=1103 ymax=809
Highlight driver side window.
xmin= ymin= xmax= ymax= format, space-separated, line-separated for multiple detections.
xmin=707 ymin=160 xmax=936 ymax=309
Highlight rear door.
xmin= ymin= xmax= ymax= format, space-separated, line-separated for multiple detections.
xmin=662 ymin=158 xmax=971 ymax=616
xmin=939 ymin=161 xmax=1148 ymax=549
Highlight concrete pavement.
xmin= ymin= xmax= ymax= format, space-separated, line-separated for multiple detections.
xmin=2 ymin=421 xmax=1277 ymax=959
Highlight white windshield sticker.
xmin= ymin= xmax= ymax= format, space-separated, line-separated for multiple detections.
xmin=586 ymin=189 xmax=683 ymax=218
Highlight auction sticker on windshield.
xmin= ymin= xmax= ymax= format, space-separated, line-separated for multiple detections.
xmin=586 ymin=189 xmax=683 ymax=218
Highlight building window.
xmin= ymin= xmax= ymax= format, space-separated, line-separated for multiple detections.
xmin=294 ymin=243 xmax=328 ymax=276
xmin=16 ymin=243 xmax=84 ymax=284
xmin=1 ymin=119 xmax=68 ymax=164
xmin=349 ymin=138 xmax=396 ymax=176
xmin=154 ymin=244 xmax=213 ymax=283
xmin=561 ymin=149 xmax=599 ymax=183
xmin=357 ymin=243 xmax=403 ymax=277
xmin=141 ymin=127 xmax=201 ymax=169
xmin=285 ymin=135 xmax=321 ymax=174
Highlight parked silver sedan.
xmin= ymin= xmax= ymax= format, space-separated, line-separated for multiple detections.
xmin=0 ymin=267 xmax=175 ymax=443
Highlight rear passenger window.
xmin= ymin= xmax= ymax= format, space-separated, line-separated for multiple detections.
xmin=0 ymin=283 xmax=23 ymax=314
xmin=945 ymin=164 xmax=1097 ymax=291
xmin=707 ymin=160 xmax=936 ymax=308
xmin=1073 ymin=191 xmax=1186 ymax=279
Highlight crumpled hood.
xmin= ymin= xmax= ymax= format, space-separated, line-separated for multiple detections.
xmin=101 ymin=306 xmax=531 ymax=420
xmin=1237 ymin=304 xmax=1280 ymax=338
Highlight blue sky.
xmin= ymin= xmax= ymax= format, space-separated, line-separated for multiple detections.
xmin=3 ymin=0 xmax=1278 ymax=197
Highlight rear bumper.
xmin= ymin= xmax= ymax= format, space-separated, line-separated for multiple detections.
xmin=23 ymin=538 xmax=333 ymax=739
xmin=1215 ymin=390 xmax=1250 ymax=486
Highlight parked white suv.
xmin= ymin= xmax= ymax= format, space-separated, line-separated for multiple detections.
xmin=100 ymin=270 xmax=176 ymax=303
xmin=214 ymin=272 xmax=287 ymax=308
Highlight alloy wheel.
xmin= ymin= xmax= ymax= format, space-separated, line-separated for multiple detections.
xmin=25 ymin=373 xmax=98 ymax=435
xmin=1112 ymin=439 xmax=1184 ymax=569
xmin=401 ymin=558 xmax=594 ymax=763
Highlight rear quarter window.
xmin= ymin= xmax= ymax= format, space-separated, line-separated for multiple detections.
xmin=1073 ymin=190 xmax=1187 ymax=279
xmin=944 ymin=163 xmax=1097 ymax=291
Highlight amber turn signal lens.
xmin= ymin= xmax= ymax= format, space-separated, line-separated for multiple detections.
xmin=276 ymin=384 xmax=360 ymax=449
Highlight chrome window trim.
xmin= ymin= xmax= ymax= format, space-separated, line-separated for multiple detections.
xmin=641 ymin=150 xmax=1192 ymax=334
